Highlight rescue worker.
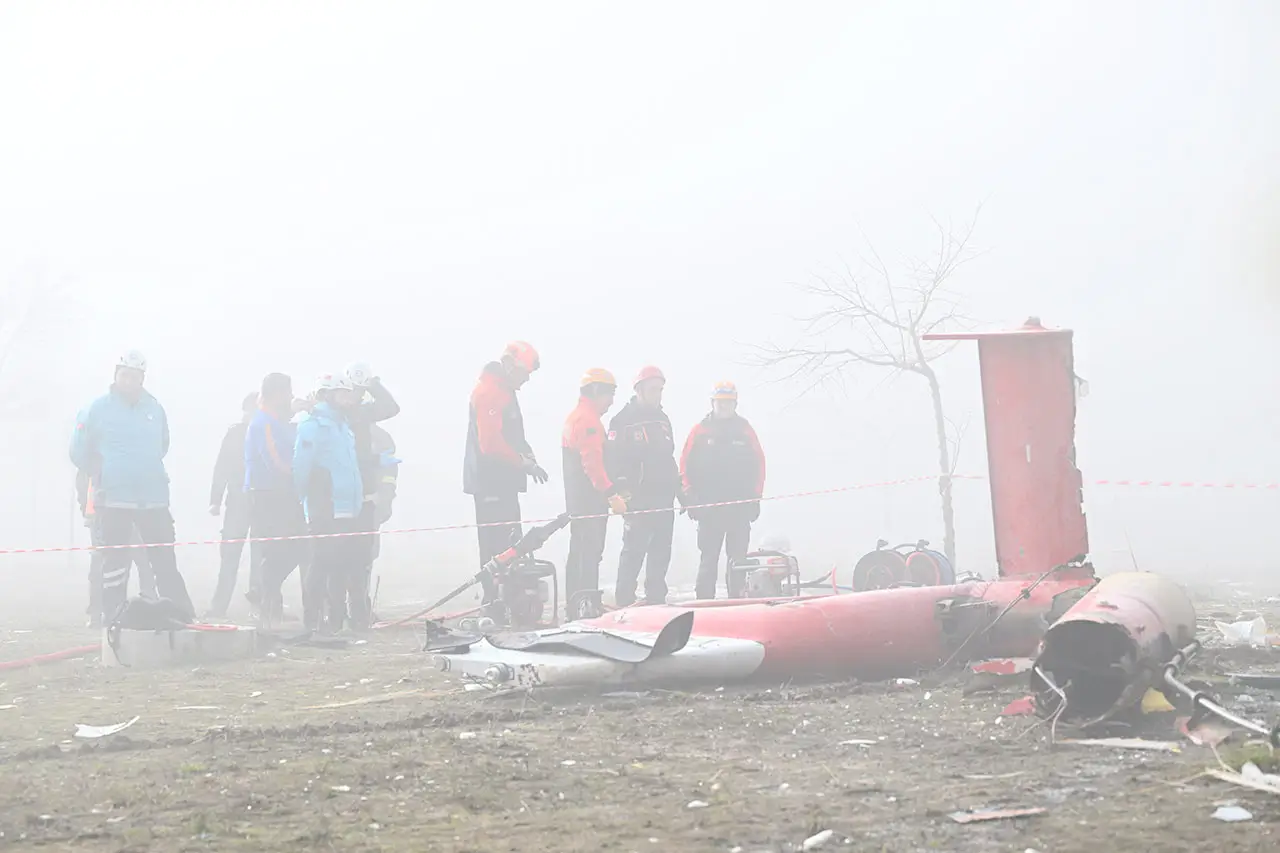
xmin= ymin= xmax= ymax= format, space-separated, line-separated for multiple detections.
xmin=562 ymin=368 xmax=627 ymax=620
xmin=343 ymin=362 xmax=400 ymax=631
xmin=246 ymin=373 xmax=306 ymax=628
xmin=76 ymin=471 xmax=155 ymax=627
xmin=292 ymin=373 xmax=364 ymax=635
xmin=679 ymin=381 xmax=767 ymax=600
xmin=463 ymin=341 xmax=547 ymax=620
xmin=207 ymin=392 xmax=263 ymax=618
xmin=69 ymin=351 xmax=195 ymax=623
xmin=606 ymin=366 xmax=678 ymax=607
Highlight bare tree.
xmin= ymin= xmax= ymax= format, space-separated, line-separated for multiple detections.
xmin=751 ymin=211 xmax=984 ymax=568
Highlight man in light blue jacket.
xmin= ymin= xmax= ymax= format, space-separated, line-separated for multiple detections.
xmin=292 ymin=373 xmax=364 ymax=634
xmin=69 ymin=351 xmax=195 ymax=623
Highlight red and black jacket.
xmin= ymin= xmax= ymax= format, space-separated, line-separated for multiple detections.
xmin=679 ymin=413 xmax=766 ymax=507
xmin=562 ymin=396 xmax=617 ymax=515
xmin=606 ymin=397 xmax=678 ymax=510
xmin=464 ymin=363 xmax=533 ymax=497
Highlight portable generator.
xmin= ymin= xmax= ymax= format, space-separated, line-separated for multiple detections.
xmin=726 ymin=549 xmax=802 ymax=599
xmin=458 ymin=556 xmax=559 ymax=632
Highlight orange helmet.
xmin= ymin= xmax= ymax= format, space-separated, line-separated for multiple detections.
xmin=711 ymin=380 xmax=738 ymax=401
xmin=580 ymin=368 xmax=617 ymax=390
xmin=633 ymin=365 xmax=666 ymax=388
xmin=503 ymin=341 xmax=540 ymax=373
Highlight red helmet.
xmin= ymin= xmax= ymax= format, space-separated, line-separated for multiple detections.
xmin=633 ymin=365 xmax=666 ymax=389
xmin=502 ymin=341 xmax=540 ymax=373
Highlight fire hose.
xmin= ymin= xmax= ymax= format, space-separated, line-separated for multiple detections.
xmin=1161 ymin=640 xmax=1280 ymax=748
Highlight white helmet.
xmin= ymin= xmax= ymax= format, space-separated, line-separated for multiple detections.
xmin=117 ymin=350 xmax=147 ymax=373
xmin=345 ymin=361 xmax=373 ymax=387
xmin=314 ymin=373 xmax=353 ymax=394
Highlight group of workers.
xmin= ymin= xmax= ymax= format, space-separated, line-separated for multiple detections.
xmin=71 ymin=351 xmax=399 ymax=631
xmin=465 ymin=341 xmax=766 ymax=623
xmin=68 ymin=340 xmax=767 ymax=631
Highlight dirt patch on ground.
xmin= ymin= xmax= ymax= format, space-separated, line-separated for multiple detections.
xmin=1 ymin=620 xmax=1278 ymax=852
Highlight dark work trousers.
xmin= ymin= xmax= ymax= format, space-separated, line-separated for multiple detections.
xmin=565 ymin=513 xmax=609 ymax=618
xmin=310 ymin=516 xmax=365 ymax=634
xmin=250 ymin=490 xmax=306 ymax=627
xmin=335 ymin=501 xmax=379 ymax=631
xmin=97 ymin=507 xmax=194 ymax=622
xmin=87 ymin=519 xmax=156 ymax=621
xmin=208 ymin=496 xmax=262 ymax=617
xmin=474 ymin=494 xmax=522 ymax=603
xmin=615 ymin=506 xmax=675 ymax=607
xmin=694 ymin=506 xmax=753 ymax=600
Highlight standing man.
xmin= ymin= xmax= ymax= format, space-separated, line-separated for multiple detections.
xmin=207 ymin=392 xmax=262 ymax=619
xmin=679 ymin=381 xmax=766 ymax=600
xmin=562 ymin=368 xmax=627 ymax=620
xmin=293 ymin=373 xmax=364 ymax=635
xmin=69 ymin=351 xmax=195 ymax=623
xmin=342 ymin=362 xmax=400 ymax=631
xmin=606 ymin=366 xmax=678 ymax=607
xmin=463 ymin=341 xmax=547 ymax=621
xmin=246 ymin=373 xmax=305 ymax=628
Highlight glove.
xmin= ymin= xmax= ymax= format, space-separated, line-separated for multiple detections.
xmin=209 ymin=503 xmax=221 ymax=517
xmin=746 ymin=500 xmax=761 ymax=523
xmin=521 ymin=454 xmax=549 ymax=485
xmin=608 ymin=493 xmax=628 ymax=515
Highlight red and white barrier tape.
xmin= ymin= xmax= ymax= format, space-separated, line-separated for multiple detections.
xmin=1 ymin=473 xmax=1276 ymax=557
xmin=0 ymin=475 xmax=949 ymax=556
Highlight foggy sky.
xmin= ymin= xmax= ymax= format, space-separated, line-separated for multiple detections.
xmin=2 ymin=2 xmax=1278 ymax=617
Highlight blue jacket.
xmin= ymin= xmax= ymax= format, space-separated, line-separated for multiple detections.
xmin=292 ymin=402 xmax=363 ymax=522
xmin=245 ymin=408 xmax=296 ymax=492
xmin=69 ymin=388 xmax=171 ymax=509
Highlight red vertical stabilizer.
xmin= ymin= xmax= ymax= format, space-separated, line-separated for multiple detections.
xmin=925 ymin=318 xmax=1088 ymax=577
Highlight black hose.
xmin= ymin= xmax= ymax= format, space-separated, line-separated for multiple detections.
xmin=1162 ymin=640 xmax=1280 ymax=748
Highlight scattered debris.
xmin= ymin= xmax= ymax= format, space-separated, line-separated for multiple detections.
xmin=1204 ymin=764 xmax=1280 ymax=797
xmin=1227 ymin=672 xmax=1280 ymax=690
xmin=73 ymin=715 xmax=140 ymax=739
xmin=1211 ymin=805 xmax=1253 ymax=822
xmin=949 ymin=807 xmax=1047 ymax=824
xmin=1214 ymin=617 xmax=1269 ymax=648
xmin=971 ymin=657 xmax=1033 ymax=675
xmin=0 ymin=704 xmax=15 ymax=710
xmin=1001 ymin=696 xmax=1036 ymax=717
xmin=1177 ymin=716 xmax=1233 ymax=748
xmin=329 ymin=785 xmax=352 ymax=793
xmin=801 ymin=829 xmax=835 ymax=850
xmin=302 ymin=689 xmax=426 ymax=710
xmin=458 ymin=731 xmax=478 ymax=740
xmin=1140 ymin=689 xmax=1175 ymax=714
xmin=1059 ymin=737 xmax=1181 ymax=752
xmin=838 ymin=739 xmax=877 ymax=747
xmin=686 ymin=800 xmax=709 ymax=809
xmin=963 ymin=771 xmax=1026 ymax=781
xmin=174 ymin=705 xmax=220 ymax=711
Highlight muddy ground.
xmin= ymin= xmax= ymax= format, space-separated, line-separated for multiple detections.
xmin=1 ymin=607 xmax=1278 ymax=852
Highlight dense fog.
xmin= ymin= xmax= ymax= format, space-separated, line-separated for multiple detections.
xmin=2 ymin=1 xmax=1278 ymax=623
